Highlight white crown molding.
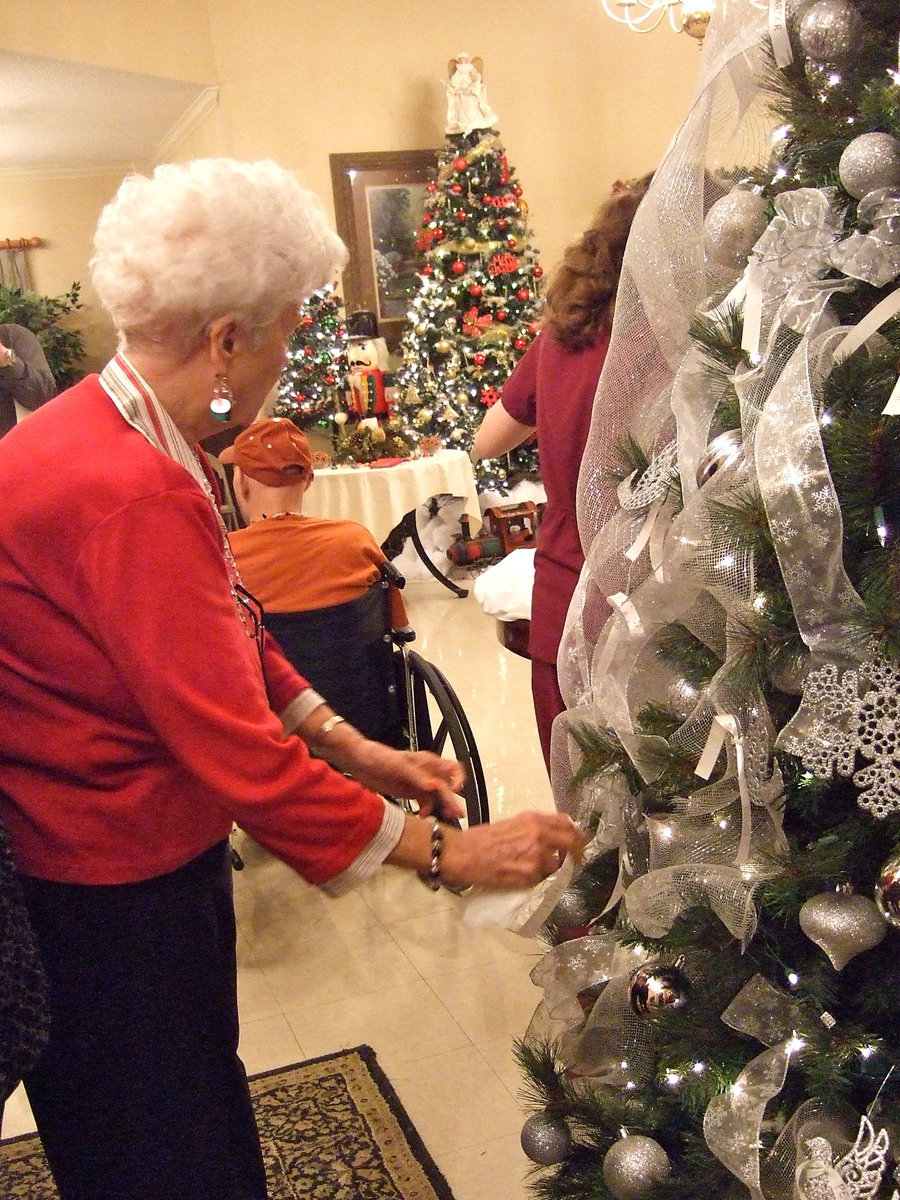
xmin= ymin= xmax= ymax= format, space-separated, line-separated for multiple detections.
xmin=0 ymin=163 xmax=137 ymax=182
xmin=0 ymin=85 xmax=219 ymax=183
xmin=154 ymin=86 xmax=219 ymax=163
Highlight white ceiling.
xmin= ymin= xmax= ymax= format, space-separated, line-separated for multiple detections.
xmin=0 ymin=51 xmax=216 ymax=178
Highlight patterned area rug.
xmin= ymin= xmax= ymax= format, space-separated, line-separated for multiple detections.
xmin=0 ymin=1045 xmax=456 ymax=1199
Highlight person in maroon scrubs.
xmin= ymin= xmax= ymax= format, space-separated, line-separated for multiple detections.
xmin=474 ymin=175 xmax=652 ymax=775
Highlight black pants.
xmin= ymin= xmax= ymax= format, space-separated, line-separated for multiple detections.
xmin=20 ymin=840 xmax=267 ymax=1200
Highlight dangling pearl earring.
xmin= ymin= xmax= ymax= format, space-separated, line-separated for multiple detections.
xmin=210 ymin=376 xmax=233 ymax=421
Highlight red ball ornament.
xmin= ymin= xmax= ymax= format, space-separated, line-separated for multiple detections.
xmin=451 ymin=260 xmax=466 ymax=275
xmin=528 ymin=321 xmax=540 ymax=334
xmin=469 ymin=283 xmax=483 ymax=296
xmin=497 ymin=219 xmax=508 ymax=230
xmin=324 ymin=375 xmax=335 ymax=385
xmin=496 ymin=310 xmax=507 ymax=321
xmin=421 ymin=265 xmax=434 ymax=276
xmin=516 ymin=288 xmax=530 ymax=301
xmin=450 ymin=183 xmax=463 ymax=194
xmin=473 ymin=352 xmax=486 ymax=366
xmin=427 ymin=182 xmax=438 ymax=193
xmin=300 ymin=315 xmax=314 ymax=328
xmin=533 ymin=265 xmax=544 ymax=278
xmin=304 ymin=347 xmax=314 ymax=357
xmin=434 ymin=228 xmax=445 ymax=240
xmin=453 ymin=156 xmax=468 ymax=171
xmin=515 ymin=336 xmax=528 ymax=350
xmin=422 ymin=211 xmax=434 ymax=223
xmin=455 ymin=210 xmax=466 ymax=220
xmin=512 ymin=185 xmax=523 ymax=196
xmin=507 ymin=237 xmax=518 ymax=249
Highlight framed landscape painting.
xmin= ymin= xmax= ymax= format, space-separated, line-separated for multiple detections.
xmin=330 ymin=149 xmax=439 ymax=349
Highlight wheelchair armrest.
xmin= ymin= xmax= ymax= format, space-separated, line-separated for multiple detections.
xmin=391 ymin=625 xmax=416 ymax=645
xmin=380 ymin=561 xmax=406 ymax=589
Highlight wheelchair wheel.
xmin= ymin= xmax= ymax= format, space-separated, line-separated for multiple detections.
xmin=402 ymin=648 xmax=490 ymax=827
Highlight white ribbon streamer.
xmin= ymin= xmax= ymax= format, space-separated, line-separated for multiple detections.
xmin=767 ymin=0 xmax=792 ymax=67
xmin=833 ymin=285 xmax=900 ymax=364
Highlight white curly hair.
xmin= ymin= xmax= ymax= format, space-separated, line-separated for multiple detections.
xmin=91 ymin=158 xmax=347 ymax=351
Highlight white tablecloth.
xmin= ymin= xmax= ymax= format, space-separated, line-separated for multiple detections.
xmin=303 ymin=449 xmax=482 ymax=545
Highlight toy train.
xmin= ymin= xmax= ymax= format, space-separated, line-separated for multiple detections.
xmin=446 ymin=501 xmax=544 ymax=565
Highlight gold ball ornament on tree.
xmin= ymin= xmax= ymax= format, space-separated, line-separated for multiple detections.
xmin=704 ymin=189 xmax=769 ymax=270
xmin=839 ymin=133 xmax=900 ymax=200
xmin=874 ymin=850 xmax=900 ymax=928
xmin=798 ymin=0 xmax=865 ymax=65
xmin=798 ymin=888 xmax=887 ymax=970
xmin=520 ymin=1112 xmax=572 ymax=1166
xmin=603 ymin=1135 xmax=672 ymax=1200
xmin=434 ymin=339 xmax=451 ymax=354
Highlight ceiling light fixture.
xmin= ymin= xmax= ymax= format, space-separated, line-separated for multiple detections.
xmin=601 ymin=0 xmax=714 ymax=40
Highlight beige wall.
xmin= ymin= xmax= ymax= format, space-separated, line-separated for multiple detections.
xmin=0 ymin=0 xmax=702 ymax=368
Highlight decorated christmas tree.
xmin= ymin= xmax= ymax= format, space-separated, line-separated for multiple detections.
xmin=274 ymin=286 xmax=348 ymax=437
xmin=514 ymin=3 xmax=900 ymax=1198
xmin=394 ymin=54 xmax=543 ymax=491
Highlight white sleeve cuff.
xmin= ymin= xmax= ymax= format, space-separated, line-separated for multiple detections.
xmin=278 ymin=689 xmax=326 ymax=734
xmin=320 ymin=800 xmax=407 ymax=897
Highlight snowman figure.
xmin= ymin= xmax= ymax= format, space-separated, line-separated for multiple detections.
xmin=346 ymin=310 xmax=392 ymax=420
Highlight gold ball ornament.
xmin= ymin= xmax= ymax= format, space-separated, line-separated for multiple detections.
xmin=462 ymin=237 xmax=479 ymax=252
xmin=415 ymin=407 xmax=433 ymax=425
xmin=798 ymin=888 xmax=887 ymax=970
xmin=434 ymin=339 xmax=451 ymax=354
xmin=679 ymin=1 xmax=711 ymax=40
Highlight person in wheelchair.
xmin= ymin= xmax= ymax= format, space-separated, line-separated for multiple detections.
xmin=222 ymin=416 xmax=409 ymax=630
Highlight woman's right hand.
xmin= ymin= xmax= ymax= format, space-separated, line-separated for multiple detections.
xmin=388 ymin=810 xmax=585 ymax=890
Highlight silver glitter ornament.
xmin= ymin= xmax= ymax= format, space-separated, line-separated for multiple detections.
xmin=602 ymin=1135 xmax=671 ymax=1200
xmin=874 ymin=849 xmax=900 ymax=928
xmin=696 ymin=429 xmax=744 ymax=486
xmin=798 ymin=888 xmax=887 ymax=970
xmin=548 ymin=886 xmax=596 ymax=930
xmin=798 ymin=0 xmax=864 ymax=66
xmin=704 ymin=189 xmax=769 ymax=270
xmin=629 ymin=956 xmax=690 ymax=1018
xmin=839 ymin=133 xmax=900 ymax=201
xmin=520 ymin=1112 xmax=572 ymax=1165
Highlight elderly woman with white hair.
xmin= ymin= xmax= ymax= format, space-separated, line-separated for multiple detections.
xmin=0 ymin=159 xmax=583 ymax=1200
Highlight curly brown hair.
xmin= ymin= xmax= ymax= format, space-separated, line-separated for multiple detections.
xmin=544 ymin=173 xmax=653 ymax=351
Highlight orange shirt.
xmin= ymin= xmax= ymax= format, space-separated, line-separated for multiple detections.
xmin=228 ymin=513 xmax=408 ymax=627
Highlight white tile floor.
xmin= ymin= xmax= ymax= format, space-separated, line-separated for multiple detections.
xmin=5 ymin=575 xmax=553 ymax=1200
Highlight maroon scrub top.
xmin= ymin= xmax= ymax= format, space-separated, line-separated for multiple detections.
xmin=501 ymin=327 xmax=611 ymax=665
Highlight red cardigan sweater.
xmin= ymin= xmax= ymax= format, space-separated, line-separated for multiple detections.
xmin=0 ymin=376 xmax=386 ymax=885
